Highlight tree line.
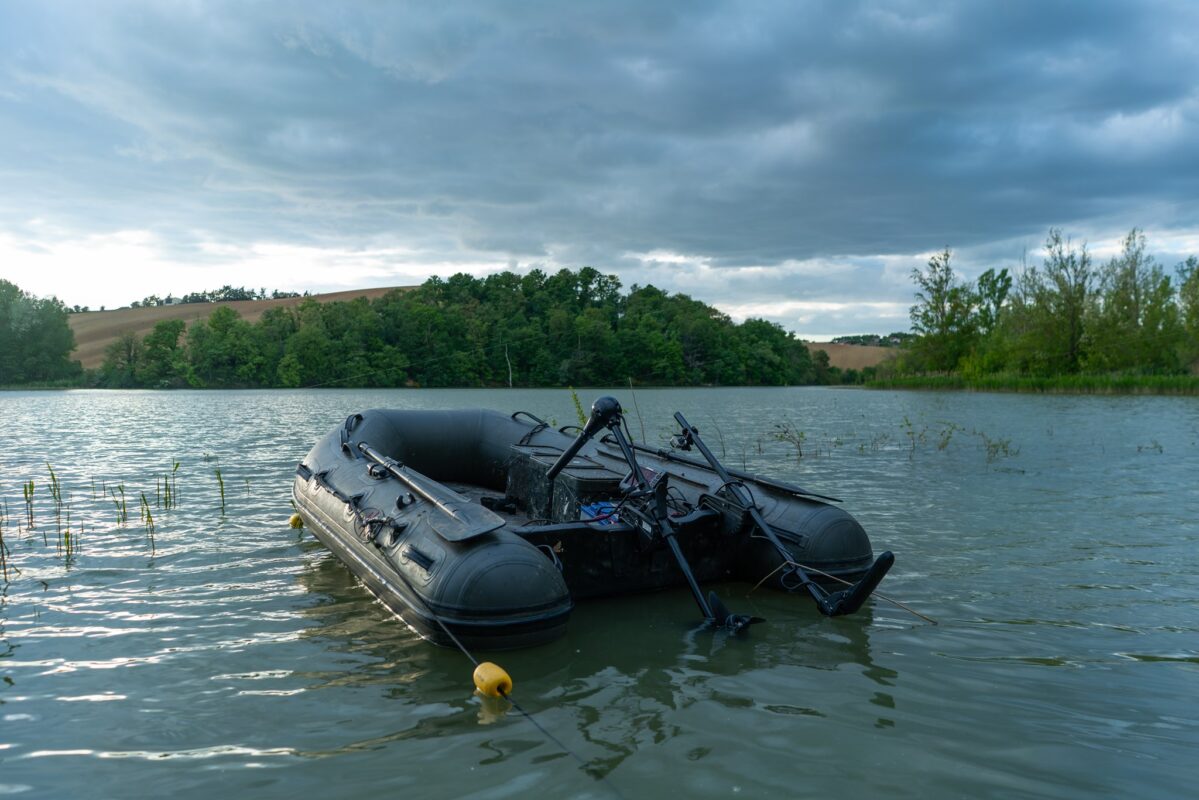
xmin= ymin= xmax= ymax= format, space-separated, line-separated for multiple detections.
xmin=130 ymin=285 xmax=306 ymax=309
xmin=96 ymin=268 xmax=836 ymax=389
xmin=831 ymin=332 xmax=914 ymax=347
xmin=900 ymin=229 xmax=1199 ymax=379
xmin=0 ymin=279 xmax=81 ymax=385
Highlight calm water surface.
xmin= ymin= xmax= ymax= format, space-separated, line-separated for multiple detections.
xmin=1 ymin=388 xmax=1196 ymax=798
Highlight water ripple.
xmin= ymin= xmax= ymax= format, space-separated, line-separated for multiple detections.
xmin=2 ymin=388 xmax=1197 ymax=798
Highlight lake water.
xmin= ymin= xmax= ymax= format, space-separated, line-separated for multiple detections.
xmin=1 ymin=387 xmax=1196 ymax=799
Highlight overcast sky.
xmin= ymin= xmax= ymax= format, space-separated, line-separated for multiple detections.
xmin=2 ymin=1 xmax=1197 ymax=339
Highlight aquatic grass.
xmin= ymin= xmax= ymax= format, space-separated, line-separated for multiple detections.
xmin=45 ymin=462 xmax=64 ymax=506
xmin=0 ymin=501 xmax=12 ymax=584
xmin=46 ymin=463 xmax=63 ymax=507
xmin=23 ymin=480 xmax=35 ymax=530
xmin=110 ymin=485 xmax=128 ymax=526
xmin=140 ymin=493 xmax=156 ymax=553
xmin=569 ymin=386 xmax=586 ymax=427
xmin=157 ymin=462 xmax=180 ymax=510
xmin=62 ymin=507 xmax=71 ymax=558
xmin=771 ymin=421 xmax=806 ymax=459
xmin=56 ymin=505 xmax=79 ymax=559
xmin=937 ymin=421 xmax=964 ymax=451
xmin=900 ymin=416 xmax=928 ymax=459
xmin=705 ymin=416 xmax=728 ymax=458
xmin=3 ymin=461 xmax=208 ymax=584
xmin=215 ymin=468 xmax=225 ymax=514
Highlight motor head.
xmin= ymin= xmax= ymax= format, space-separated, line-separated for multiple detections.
xmin=584 ymin=395 xmax=623 ymax=435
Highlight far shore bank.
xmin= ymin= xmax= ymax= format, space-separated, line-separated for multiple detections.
xmin=867 ymin=373 xmax=1199 ymax=395
xmin=7 ymin=376 xmax=1199 ymax=396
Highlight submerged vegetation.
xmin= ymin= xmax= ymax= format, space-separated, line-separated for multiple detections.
xmin=881 ymin=228 xmax=1199 ymax=393
xmin=0 ymin=455 xmax=252 ymax=585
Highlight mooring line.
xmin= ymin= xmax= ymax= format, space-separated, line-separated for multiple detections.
xmin=380 ymin=537 xmax=626 ymax=798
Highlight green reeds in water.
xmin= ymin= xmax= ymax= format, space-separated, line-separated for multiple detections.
xmin=55 ymin=506 xmax=79 ymax=558
xmin=46 ymin=463 xmax=62 ymax=507
xmin=110 ymin=485 xmax=128 ymax=526
xmin=156 ymin=462 xmax=179 ymax=510
xmin=0 ymin=500 xmax=11 ymax=583
xmin=569 ymin=386 xmax=586 ymax=427
xmin=215 ymin=468 xmax=225 ymax=514
xmin=140 ymin=493 xmax=156 ymax=553
xmin=23 ymin=480 xmax=35 ymax=530
xmin=771 ymin=420 xmax=806 ymax=459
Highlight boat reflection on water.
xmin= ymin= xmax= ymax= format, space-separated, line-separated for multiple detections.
xmin=294 ymin=539 xmax=898 ymax=776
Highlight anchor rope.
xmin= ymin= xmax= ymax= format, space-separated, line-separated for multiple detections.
xmin=356 ymin=501 xmax=626 ymax=797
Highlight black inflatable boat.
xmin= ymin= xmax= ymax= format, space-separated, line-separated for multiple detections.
xmin=292 ymin=396 xmax=894 ymax=649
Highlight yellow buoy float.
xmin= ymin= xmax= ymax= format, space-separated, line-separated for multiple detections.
xmin=472 ymin=661 xmax=513 ymax=698
xmin=288 ymin=513 xmax=304 ymax=529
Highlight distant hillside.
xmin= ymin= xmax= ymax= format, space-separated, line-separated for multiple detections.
xmin=68 ymin=286 xmax=404 ymax=369
xmin=67 ymin=283 xmax=897 ymax=376
xmin=809 ymin=342 xmax=895 ymax=370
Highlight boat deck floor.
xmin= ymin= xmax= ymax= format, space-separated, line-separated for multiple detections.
xmin=443 ymin=481 xmax=532 ymax=527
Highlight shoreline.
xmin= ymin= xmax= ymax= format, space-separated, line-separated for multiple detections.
xmin=867 ymin=373 xmax=1199 ymax=396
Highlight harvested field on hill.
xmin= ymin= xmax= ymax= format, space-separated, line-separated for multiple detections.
xmin=808 ymin=342 xmax=895 ymax=370
xmin=68 ymin=287 xmax=403 ymax=370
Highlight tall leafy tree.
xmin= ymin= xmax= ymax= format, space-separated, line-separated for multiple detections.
xmin=1039 ymin=229 xmax=1093 ymax=373
xmin=138 ymin=319 xmax=190 ymax=387
xmin=1177 ymin=256 xmax=1199 ymax=370
xmin=908 ymin=249 xmax=977 ymax=371
xmin=0 ymin=280 xmax=80 ymax=384
xmin=1087 ymin=229 xmax=1182 ymax=372
xmin=99 ymin=331 xmax=143 ymax=388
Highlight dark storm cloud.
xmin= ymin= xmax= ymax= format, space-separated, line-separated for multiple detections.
xmin=1 ymin=0 xmax=1197 ymax=334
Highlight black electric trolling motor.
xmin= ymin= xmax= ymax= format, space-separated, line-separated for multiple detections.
xmin=547 ymin=396 xmax=760 ymax=633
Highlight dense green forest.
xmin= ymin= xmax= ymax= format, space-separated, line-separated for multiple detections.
xmin=0 ymin=279 xmax=82 ymax=385
xmin=889 ymin=229 xmax=1199 ymax=386
xmin=91 ymin=268 xmax=831 ymax=389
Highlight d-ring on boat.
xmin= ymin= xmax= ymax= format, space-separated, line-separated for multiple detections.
xmin=292 ymin=396 xmax=894 ymax=649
